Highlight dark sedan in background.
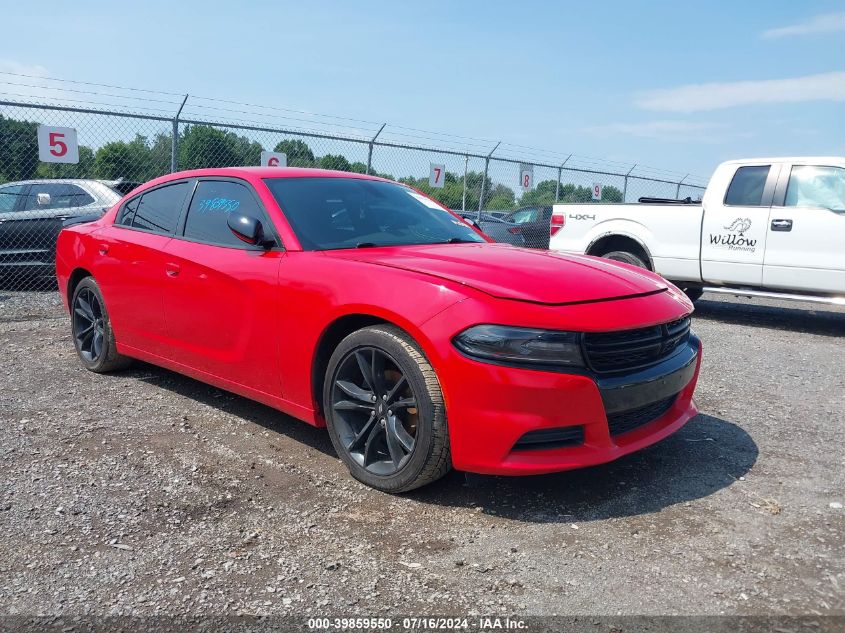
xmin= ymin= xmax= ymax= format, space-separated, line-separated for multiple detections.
xmin=459 ymin=205 xmax=553 ymax=249
xmin=0 ymin=179 xmax=139 ymax=287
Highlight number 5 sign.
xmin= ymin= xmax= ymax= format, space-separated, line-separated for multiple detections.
xmin=429 ymin=163 xmax=445 ymax=189
xmin=38 ymin=126 xmax=79 ymax=164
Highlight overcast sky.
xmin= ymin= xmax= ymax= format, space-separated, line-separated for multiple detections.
xmin=1 ymin=0 xmax=843 ymax=181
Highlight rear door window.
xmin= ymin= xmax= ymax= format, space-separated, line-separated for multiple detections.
xmin=117 ymin=197 xmax=140 ymax=226
xmin=131 ymin=182 xmax=190 ymax=234
xmin=784 ymin=165 xmax=845 ymax=212
xmin=724 ymin=166 xmax=771 ymax=206
xmin=0 ymin=184 xmax=26 ymax=213
xmin=509 ymin=208 xmax=538 ymax=224
xmin=23 ymin=183 xmax=95 ymax=211
xmin=182 ymin=180 xmax=265 ymax=247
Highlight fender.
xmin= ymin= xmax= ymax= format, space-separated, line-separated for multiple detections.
xmin=584 ymin=218 xmax=656 ymax=262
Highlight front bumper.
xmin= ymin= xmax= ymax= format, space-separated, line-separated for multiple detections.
xmin=437 ymin=334 xmax=702 ymax=476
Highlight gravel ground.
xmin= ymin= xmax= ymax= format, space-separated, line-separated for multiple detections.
xmin=0 ymin=290 xmax=843 ymax=617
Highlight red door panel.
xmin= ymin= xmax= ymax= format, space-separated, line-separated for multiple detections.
xmin=92 ymin=226 xmax=171 ymax=355
xmin=161 ymin=239 xmax=284 ymax=397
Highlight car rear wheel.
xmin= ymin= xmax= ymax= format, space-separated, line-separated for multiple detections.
xmin=71 ymin=277 xmax=132 ymax=373
xmin=323 ymin=325 xmax=450 ymax=493
xmin=600 ymin=250 xmax=649 ymax=269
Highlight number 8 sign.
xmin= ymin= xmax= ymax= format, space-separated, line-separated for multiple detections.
xmin=519 ymin=164 xmax=533 ymax=191
xmin=37 ymin=126 xmax=80 ymax=164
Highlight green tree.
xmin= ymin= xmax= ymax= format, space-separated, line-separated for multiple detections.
xmin=518 ymin=179 xmax=559 ymax=206
xmin=0 ymin=116 xmax=39 ymax=183
xmin=598 ymin=185 xmax=623 ymax=202
xmin=273 ymin=139 xmax=315 ymax=167
xmin=36 ymin=145 xmax=95 ymax=179
xmin=178 ymin=125 xmax=263 ymax=170
xmin=319 ymin=154 xmax=351 ymax=171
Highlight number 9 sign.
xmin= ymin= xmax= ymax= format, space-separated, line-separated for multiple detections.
xmin=37 ymin=126 xmax=79 ymax=164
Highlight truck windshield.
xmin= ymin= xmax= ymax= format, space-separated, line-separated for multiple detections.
xmin=264 ymin=177 xmax=484 ymax=250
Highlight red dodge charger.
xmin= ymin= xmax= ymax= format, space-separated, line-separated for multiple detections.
xmin=56 ymin=167 xmax=701 ymax=493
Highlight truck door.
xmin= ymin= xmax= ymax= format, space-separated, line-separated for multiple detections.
xmin=700 ymin=163 xmax=778 ymax=286
xmin=763 ymin=163 xmax=845 ymax=294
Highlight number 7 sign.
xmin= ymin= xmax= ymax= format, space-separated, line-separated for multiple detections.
xmin=38 ymin=126 xmax=79 ymax=164
xmin=429 ymin=163 xmax=445 ymax=189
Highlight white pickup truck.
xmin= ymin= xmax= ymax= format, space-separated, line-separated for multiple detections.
xmin=549 ymin=157 xmax=845 ymax=304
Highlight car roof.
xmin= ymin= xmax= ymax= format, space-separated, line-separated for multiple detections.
xmin=133 ymin=166 xmax=389 ymax=192
xmin=163 ymin=166 xmax=386 ymax=181
xmin=721 ymin=157 xmax=845 ymax=165
xmin=0 ymin=178 xmax=108 ymax=187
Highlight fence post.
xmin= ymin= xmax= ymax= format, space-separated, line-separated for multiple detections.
xmin=171 ymin=94 xmax=189 ymax=173
xmin=462 ymin=155 xmax=468 ymax=212
xmin=555 ymin=154 xmax=571 ymax=202
xmin=623 ymin=164 xmax=637 ymax=203
xmin=366 ymin=123 xmax=386 ymax=175
xmin=675 ymin=174 xmax=688 ymax=199
xmin=478 ymin=141 xmax=500 ymax=217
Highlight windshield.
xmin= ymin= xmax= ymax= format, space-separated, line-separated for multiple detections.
xmin=264 ymin=177 xmax=485 ymax=250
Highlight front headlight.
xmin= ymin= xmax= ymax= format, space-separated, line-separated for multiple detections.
xmin=452 ymin=324 xmax=584 ymax=367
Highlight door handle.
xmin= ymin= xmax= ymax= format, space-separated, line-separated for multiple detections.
xmin=165 ymin=262 xmax=181 ymax=277
xmin=771 ymin=219 xmax=793 ymax=232
xmin=98 ymin=244 xmax=109 ymax=255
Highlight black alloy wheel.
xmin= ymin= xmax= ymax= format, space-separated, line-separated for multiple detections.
xmin=73 ymin=287 xmax=105 ymax=362
xmin=323 ymin=325 xmax=451 ymax=493
xmin=331 ymin=347 xmax=418 ymax=475
xmin=70 ymin=277 xmax=132 ymax=373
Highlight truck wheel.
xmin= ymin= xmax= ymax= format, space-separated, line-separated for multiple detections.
xmin=323 ymin=325 xmax=451 ymax=494
xmin=600 ymin=250 xmax=648 ymax=269
xmin=682 ymin=288 xmax=704 ymax=302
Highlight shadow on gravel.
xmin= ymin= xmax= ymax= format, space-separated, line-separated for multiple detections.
xmin=693 ymin=298 xmax=845 ymax=338
xmin=117 ymin=365 xmax=756 ymax=523
xmin=126 ymin=363 xmax=337 ymax=456
xmin=410 ymin=414 xmax=758 ymax=523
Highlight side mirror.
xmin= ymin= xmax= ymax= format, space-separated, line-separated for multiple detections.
xmin=227 ymin=213 xmax=274 ymax=248
xmin=36 ymin=192 xmax=51 ymax=206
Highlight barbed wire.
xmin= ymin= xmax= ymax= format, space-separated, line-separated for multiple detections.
xmin=0 ymin=73 xmax=709 ymax=184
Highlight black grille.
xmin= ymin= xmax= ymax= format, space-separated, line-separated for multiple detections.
xmin=583 ymin=317 xmax=691 ymax=374
xmin=607 ymin=395 xmax=677 ymax=436
xmin=512 ymin=425 xmax=585 ymax=451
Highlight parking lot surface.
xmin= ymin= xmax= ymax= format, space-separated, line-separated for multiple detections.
xmin=1 ymin=291 xmax=843 ymax=616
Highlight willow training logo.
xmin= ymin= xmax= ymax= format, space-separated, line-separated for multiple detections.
xmin=710 ymin=217 xmax=757 ymax=252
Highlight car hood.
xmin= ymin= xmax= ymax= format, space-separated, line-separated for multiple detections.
xmin=324 ymin=243 xmax=670 ymax=305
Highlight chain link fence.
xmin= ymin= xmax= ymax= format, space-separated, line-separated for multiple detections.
xmin=0 ymin=97 xmax=707 ymax=294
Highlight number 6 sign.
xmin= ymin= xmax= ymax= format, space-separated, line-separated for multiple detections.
xmin=37 ymin=126 xmax=79 ymax=164
xmin=429 ymin=163 xmax=445 ymax=189
xmin=260 ymin=150 xmax=287 ymax=167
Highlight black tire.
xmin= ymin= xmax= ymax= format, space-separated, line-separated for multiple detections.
xmin=600 ymin=250 xmax=649 ymax=269
xmin=70 ymin=277 xmax=132 ymax=373
xmin=322 ymin=325 xmax=451 ymax=493
xmin=682 ymin=287 xmax=704 ymax=302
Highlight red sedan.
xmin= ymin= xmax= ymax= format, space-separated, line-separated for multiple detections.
xmin=56 ymin=168 xmax=701 ymax=493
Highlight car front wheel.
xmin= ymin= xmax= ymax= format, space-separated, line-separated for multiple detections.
xmin=323 ymin=325 xmax=451 ymax=493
